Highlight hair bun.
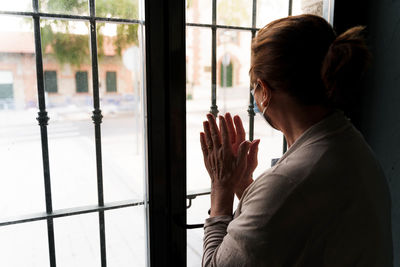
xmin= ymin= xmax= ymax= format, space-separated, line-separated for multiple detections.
xmin=322 ymin=26 xmax=371 ymax=109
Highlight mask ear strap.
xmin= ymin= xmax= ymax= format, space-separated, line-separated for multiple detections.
xmin=262 ymin=95 xmax=272 ymax=115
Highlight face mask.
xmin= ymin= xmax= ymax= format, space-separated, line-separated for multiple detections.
xmin=251 ymin=87 xmax=275 ymax=129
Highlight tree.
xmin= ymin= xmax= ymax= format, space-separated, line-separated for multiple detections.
xmin=40 ymin=0 xmax=139 ymax=67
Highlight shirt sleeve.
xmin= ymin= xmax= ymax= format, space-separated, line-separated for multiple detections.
xmin=201 ymin=173 xmax=295 ymax=267
xmin=202 ymin=215 xmax=232 ymax=267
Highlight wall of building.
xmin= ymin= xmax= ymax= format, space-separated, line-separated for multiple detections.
xmin=335 ymin=0 xmax=400 ymax=264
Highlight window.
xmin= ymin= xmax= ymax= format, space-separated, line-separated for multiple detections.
xmin=106 ymin=71 xmax=117 ymax=92
xmin=75 ymin=71 xmax=89 ymax=93
xmin=0 ymin=0 xmax=148 ymax=266
xmin=44 ymin=71 xmax=58 ymax=93
xmin=0 ymin=71 xmax=14 ymax=109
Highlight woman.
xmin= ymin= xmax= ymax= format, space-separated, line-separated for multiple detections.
xmin=200 ymin=15 xmax=393 ymax=266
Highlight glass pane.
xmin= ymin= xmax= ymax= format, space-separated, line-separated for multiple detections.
xmin=0 ymin=0 xmax=32 ymax=12
xmin=187 ymin=195 xmax=209 ymax=266
xmin=40 ymin=0 xmax=89 ymax=16
xmin=217 ymin=0 xmax=252 ymax=27
xmin=186 ymin=27 xmax=212 ymax=192
xmin=96 ymin=0 xmax=139 ymax=20
xmin=186 ymin=0 xmax=212 ymax=25
xmin=256 ymin=0 xmax=290 ymax=28
xmin=54 ymin=213 xmax=101 ymax=267
xmin=216 ymin=29 xmax=251 ymax=117
xmin=96 ymin=22 xmax=145 ymax=203
xmin=0 ymin=17 xmax=47 ymax=218
xmin=106 ymin=206 xmax=146 ymax=267
xmin=291 ymin=0 xmax=304 ymax=16
xmin=0 ymin=221 xmax=50 ymax=267
xmin=40 ymin=19 xmax=98 ymax=210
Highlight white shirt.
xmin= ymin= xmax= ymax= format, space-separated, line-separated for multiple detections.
xmin=202 ymin=111 xmax=393 ymax=267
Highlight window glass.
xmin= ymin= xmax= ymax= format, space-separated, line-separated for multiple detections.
xmin=0 ymin=17 xmax=47 ymax=219
xmin=97 ymin=22 xmax=146 ymax=203
xmin=40 ymin=19 xmax=99 ymax=210
xmin=54 ymin=213 xmax=101 ymax=266
xmin=96 ymin=0 xmax=140 ymax=20
xmin=0 ymin=0 xmax=32 ymax=12
xmin=105 ymin=206 xmax=147 ymax=267
xmin=40 ymin=0 xmax=89 ymax=16
xmin=75 ymin=71 xmax=89 ymax=93
xmin=44 ymin=71 xmax=58 ymax=93
xmin=186 ymin=0 xmax=212 ymax=25
xmin=0 ymin=221 xmax=50 ymax=266
xmin=217 ymin=0 xmax=252 ymax=27
xmin=256 ymin=0 xmax=289 ymax=28
xmin=106 ymin=71 xmax=117 ymax=92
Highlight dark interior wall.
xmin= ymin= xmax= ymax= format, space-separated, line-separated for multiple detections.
xmin=335 ymin=0 xmax=400 ymax=264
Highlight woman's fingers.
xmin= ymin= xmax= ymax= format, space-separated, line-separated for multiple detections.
xmin=234 ymin=115 xmax=246 ymax=144
xmin=203 ymin=121 xmax=213 ymax=151
xmin=237 ymin=140 xmax=251 ymax=168
xmin=225 ymin=113 xmax=236 ymax=145
xmin=247 ymin=139 xmax=260 ymax=170
xmin=200 ymin=132 xmax=208 ymax=157
xmin=207 ymin=114 xmax=222 ymax=149
xmin=219 ymin=115 xmax=232 ymax=152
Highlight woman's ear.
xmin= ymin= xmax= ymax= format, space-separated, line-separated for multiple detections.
xmin=257 ymin=79 xmax=272 ymax=107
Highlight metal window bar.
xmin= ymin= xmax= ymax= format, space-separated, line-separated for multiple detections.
xmin=0 ymin=2 xmax=144 ymax=267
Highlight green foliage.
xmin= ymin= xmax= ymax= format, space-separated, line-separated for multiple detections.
xmin=40 ymin=0 xmax=139 ymax=67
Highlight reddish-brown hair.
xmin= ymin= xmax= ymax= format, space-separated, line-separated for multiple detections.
xmin=250 ymin=14 xmax=371 ymax=108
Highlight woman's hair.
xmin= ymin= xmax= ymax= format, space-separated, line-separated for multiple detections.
xmin=249 ymin=14 xmax=371 ymax=109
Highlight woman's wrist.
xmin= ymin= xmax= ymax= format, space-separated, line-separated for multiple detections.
xmin=210 ymin=189 xmax=234 ymax=217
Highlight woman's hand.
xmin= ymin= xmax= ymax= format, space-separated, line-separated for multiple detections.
xmin=200 ymin=113 xmax=259 ymax=216
xmin=223 ymin=113 xmax=259 ymax=199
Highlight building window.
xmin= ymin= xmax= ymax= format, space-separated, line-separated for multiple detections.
xmin=44 ymin=71 xmax=58 ymax=93
xmin=106 ymin=71 xmax=117 ymax=92
xmin=75 ymin=71 xmax=89 ymax=93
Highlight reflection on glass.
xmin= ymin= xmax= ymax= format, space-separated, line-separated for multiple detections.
xmin=217 ymin=0 xmax=252 ymax=27
xmin=0 ymin=0 xmax=31 ymax=12
xmin=186 ymin=27 xmax=212 ymax=192
xmin=0 ymin=221 xmax=49 ymax=267
xmin=40 ymin=19 xmax=98 ymax=210
xmin=186 ymin=0 xmax=212 ymax=24
xmin=256 ymin=0 xmax=289 ymax=28
xmin=96 ymin=0 xmax=139 ymax=20
xmin=54 ymin=213 xmax=101 ymax=266
xmin=40 ymin=0 xmax=89 ymax=15
xmin=96 ymin=22 xmax=145 ymax=203
xmin=0 ymin=17 xmax=47 ymax=218
xmin=106 ymin=206 xmax=146 ymax=267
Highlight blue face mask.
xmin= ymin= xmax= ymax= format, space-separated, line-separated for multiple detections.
xmin=251 ymin=87 xmax=260 ymax=114
xmin=251 ymin=86 xmax=275 ymax=129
